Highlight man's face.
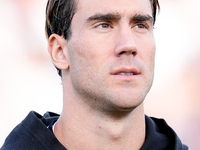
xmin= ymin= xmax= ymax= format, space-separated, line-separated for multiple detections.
xmin=64 ymin=0 xmax=155 ymax=111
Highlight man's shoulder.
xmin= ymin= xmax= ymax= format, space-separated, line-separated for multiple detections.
xmin=140 ymin=115 xmax=188 ymax=150
xmin=1 ymin=111 xmax=66 ymax=150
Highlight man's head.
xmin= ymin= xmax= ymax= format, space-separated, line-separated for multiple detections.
xmin=47 ymin=0 xmax=159 ymax=112
xmin=45 ymin=0 xmax=160 ymax=76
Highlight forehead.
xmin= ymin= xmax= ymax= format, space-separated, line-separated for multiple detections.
xmin=75 ymin=0 xmax=152 ymax=17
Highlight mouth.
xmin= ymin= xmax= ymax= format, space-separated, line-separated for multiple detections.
xmin=116 ymin=72 xmax=135 ymax=76
xmin=111 ymin=67 xmax=140 ymax=77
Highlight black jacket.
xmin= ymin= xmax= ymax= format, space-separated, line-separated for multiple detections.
xmin=1 ymin=111 xmax=188 ymax=150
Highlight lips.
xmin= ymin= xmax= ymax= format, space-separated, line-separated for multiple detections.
xmin=111 ymin=67 xmax=140 ymax=76
xmin=117 ymin=72 xmax=135 ymax=76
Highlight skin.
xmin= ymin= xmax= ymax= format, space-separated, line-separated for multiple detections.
xmin=48 ymin=0 xmax=156 ymax=149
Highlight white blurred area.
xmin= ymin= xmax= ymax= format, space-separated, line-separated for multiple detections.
xmin=0 ymin=0 xmax=199 ymax=149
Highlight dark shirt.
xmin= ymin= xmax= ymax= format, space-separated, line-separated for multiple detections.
xmin=1 ymin=111 xmax=188 ymax=150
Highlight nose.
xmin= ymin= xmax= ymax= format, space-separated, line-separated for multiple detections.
xmin=114 ymin=27 xmax=138 ymax=57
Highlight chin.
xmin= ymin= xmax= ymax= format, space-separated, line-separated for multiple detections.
xmin=117 ymin=100 xmax=143 ymax=111
xmin=108 ymin=95 xmax=145 ymax=112
xmin=103 ymin=101 xmax=144 ymax=119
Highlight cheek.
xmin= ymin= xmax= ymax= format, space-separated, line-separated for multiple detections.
xmin=67 ymin=38 xmax=105 ymax=81
xmin=138 ymin=36 xmax=156 ymax=66
xmin=67 ymin=38 xmax=110 ymax=95
xmin=146 ymin=45 xmax=156 ymax=75
xmin=70 ymin=34 xmax=102 ymax=60
xmin=147 ymin=44 xmax=156 ymax=81
xmin=68 ymin=32 xmax=113 ymax=70
xmin=138 ymin=37 xmax=156 ymax=80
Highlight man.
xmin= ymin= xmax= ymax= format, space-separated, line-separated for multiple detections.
xmin=1 ymin=0 xmax=188 ymax=149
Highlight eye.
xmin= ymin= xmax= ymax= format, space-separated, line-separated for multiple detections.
xmin=96 ymin=22 xmax=112 ymax=29
xmin=134 ymin=23 xmax=149 ymax=29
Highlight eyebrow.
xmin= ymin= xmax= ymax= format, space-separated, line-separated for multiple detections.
xmin=131 ymin=14 xmax=154 ymax=23
xmin=86 ymin=13 xmax=121 ymax=22
xmin=86 ymin=12 xmax=154 ymax=23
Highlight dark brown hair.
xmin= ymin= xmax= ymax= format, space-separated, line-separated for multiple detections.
xmin=45 ymin=0 xmax=160 ymax=76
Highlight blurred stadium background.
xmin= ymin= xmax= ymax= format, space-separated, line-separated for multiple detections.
xmin=0 ymin=0 xmax=200 ymax=149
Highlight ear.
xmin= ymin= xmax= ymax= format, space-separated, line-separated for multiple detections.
xmin=48 ymin=34 xmax=70 ymax=71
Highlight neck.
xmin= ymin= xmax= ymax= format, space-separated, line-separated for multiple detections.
xmin=54 ymin=97 xmax=145 ymax=150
